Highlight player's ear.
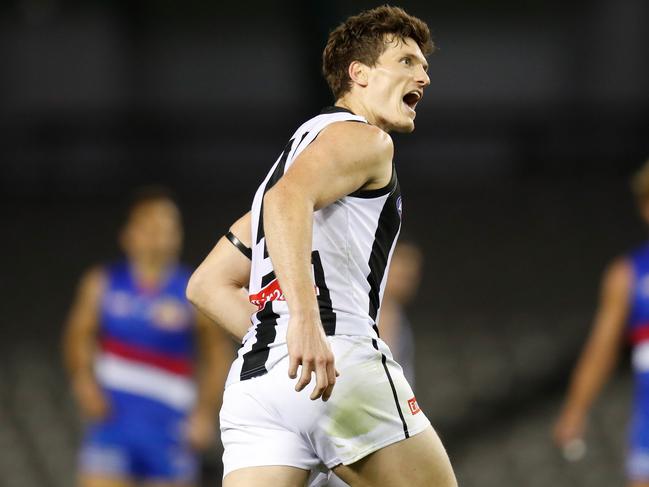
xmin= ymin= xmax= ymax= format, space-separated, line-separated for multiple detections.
xmin=348 ymin=61 xmax=369 ymax=88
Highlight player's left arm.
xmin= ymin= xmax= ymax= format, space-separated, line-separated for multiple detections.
xmin=186 ymin=310 xmax=234 ymax=450
xmin=186 ymin=212 xmax=256 ymax=341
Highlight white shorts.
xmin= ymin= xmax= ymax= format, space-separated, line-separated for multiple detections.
xmin=220 ymin=335 xmax=430 ymax=481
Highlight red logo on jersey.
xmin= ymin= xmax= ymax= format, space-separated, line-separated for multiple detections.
xmin=249 ymin=278 xmax=285 ymax=310
xmin=408 ymin=397 xmax=421 ymax=415
xmin=249 ymin=278 xmax=320 ymax=311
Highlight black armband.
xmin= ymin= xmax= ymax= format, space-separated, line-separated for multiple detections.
xmin=226 ymin=231 xmax=252 ymax=260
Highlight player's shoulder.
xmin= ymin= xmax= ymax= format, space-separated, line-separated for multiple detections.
xmin=602 ymin=256 xmax=633 ymax=292
xmin=318 ymin=121 xmax=393 ymax=160
xmin=77 ymin=264 xmax=108 ymax=297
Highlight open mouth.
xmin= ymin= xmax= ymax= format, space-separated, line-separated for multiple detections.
xmin=402 ymin=90 xmax=422 ymax=111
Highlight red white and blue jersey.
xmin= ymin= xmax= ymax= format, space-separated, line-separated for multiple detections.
xmin=95 ymin=261 xmax=197 ymax=415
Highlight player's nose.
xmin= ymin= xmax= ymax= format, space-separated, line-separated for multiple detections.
xmin=415 ymin=66 xmax=430 ymax=87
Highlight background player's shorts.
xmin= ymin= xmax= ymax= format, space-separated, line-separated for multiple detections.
xmin=79 ymin=414 xmax=198 ymax=483
xmin=627 ymin=410 xmax=649 ymax=481
xmin=220 ymin=335 xmax=430 ymax=480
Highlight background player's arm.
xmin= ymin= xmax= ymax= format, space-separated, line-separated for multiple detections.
xmin=186 ymin=213 xmax=256 ymax=342
xmin=62 ymin=267 xmax=109 ymax=420
xmin=186 ymin=311 xmax=233 ymax=450
xmin=263 ymin=122 xmax=393 ymax=401
xmin=553 ymin=258 xmax=631 ymax=446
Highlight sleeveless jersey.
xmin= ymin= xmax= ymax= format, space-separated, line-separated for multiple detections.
xmin=233 ymin=107 xmax=403 ymax=383
xmin=96 ymin=261 xmax=197 ymax=414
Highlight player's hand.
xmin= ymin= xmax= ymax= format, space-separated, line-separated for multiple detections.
xmin=286 ymin=311 xmax=338 ymax=401
xmin=185 ymin=408 xmax=216 ymax=451
xmin=552 ymin=407 xmax=586 ymax=447
xmin=72 ymin=374 xmax=109 ymax=421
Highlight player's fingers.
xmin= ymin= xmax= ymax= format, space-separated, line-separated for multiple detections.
xmin=321 ymin=361 xmax=337 ymax=401
xmin=288 ymin=355 xmax=300 ymax=379
xmin=295 ymin=361 xmax=313 ymax=392
xmin=322 ymin=381 xmax=335 ymax=402
xmin=310 ymin=362 xmax=328 ymax=401
xmin=326 ymin=361 xmax=337 ymax=385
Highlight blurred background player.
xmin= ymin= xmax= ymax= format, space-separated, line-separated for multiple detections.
xmin=554 ymin=159 xmax=649 ymax=487
xmin=63 ymin=188 xmax=232 ymax=487
xmin=380 ymin=240 xmax=424 ymax=388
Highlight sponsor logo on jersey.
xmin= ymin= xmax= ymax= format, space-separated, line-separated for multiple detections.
xmin=249 ymin=278 xmax=320 ymax=311
xmin=249 ymin=278 xmax=286 ymax=310
xmin=408 ymin=397 xmax=421 ymax=415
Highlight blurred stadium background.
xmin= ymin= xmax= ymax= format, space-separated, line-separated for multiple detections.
xmin=1 ymin=0 xmax=648 ymax=485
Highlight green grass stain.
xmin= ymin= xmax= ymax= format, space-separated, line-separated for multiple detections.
xmin=325 ymin=359 xmax=389 ymax=440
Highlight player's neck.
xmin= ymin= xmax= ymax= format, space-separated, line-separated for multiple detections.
xmin=131 ymin=259 xmax=172 ymax=289
xmin=335 ymin=97 xmax=385 ymax=132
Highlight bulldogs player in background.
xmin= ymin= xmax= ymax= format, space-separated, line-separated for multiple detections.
xmin=554 ymin=159 xmax=649 ymax=487
xmin=64 ymin=188 xmax=232 ymax=487
xmin=187 ymin=6 xmax=457 ymax=487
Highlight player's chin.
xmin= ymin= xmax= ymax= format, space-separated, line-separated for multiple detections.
xmin=392 ymin=118 xmax=416 ymax=133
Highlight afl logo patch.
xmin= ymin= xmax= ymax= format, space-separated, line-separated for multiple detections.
xmin=151 ymin=297 xmax=189 ymax=330
xmin=396 ymin=196 xmax=402 ymax=218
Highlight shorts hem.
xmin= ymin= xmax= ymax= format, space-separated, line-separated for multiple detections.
xmin=223 ymin=461 xmax=313 ymax=479
xmin=324 ymin=419 xmax=432 ymax=469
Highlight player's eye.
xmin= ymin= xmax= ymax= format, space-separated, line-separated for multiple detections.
xmin=400 ymin=57 xmax=411 ymax=66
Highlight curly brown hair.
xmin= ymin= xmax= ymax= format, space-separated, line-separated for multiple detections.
xmin=322 ymin=5 xmax=434 ymax=101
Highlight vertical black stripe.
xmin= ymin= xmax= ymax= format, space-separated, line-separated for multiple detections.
xmin=311 ymin=250 xmax=336 ymax=335
xmin=240 ymin=303 xmax=279 ymax=380
xmin=366 ymin=182 xmax=402 ymax=321
xmin=261 ymin=270 xmax=276 ymax=287
xmin=371 ymin=338 xmax=410 ymax=438
xmin=257 ymin=138 xmax=295 ymax=246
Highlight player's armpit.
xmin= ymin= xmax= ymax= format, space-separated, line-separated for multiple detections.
xmin=186 ymin=212 xmax=256 ymax=342
xmin=269 ymin=121 xmax=394 ymax=211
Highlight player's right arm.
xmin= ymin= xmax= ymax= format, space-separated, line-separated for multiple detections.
xmin=62 ymin=267 xmax=109 ymax=421
xmin=186 ymin=213 xmax=257 ymax=342
xmin=263 ymin=122 xmax=394 ymax=402
xmin=553 ymin=258 xmax=631 ymax=447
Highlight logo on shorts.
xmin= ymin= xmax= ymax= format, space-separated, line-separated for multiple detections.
xmin=408 ymin=397 xmax=421 ymax=415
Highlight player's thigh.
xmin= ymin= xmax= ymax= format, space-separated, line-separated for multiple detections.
xmin=332 ymin=426 xmax=456 ymax=487
xmin=630 ymin=482 xmax=649 ymax=487
xmin=78 ymin=474 xmax=135 ymax=487
xmin=223 ymin=466 xmax=310 ymax=487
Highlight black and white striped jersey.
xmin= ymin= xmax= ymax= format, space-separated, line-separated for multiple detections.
xmin=232 ymin=107 xmax=402 ymax=383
